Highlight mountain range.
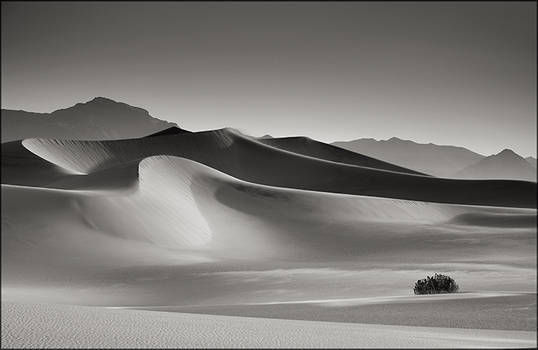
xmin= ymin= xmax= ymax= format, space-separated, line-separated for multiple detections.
xmin=333 ymin=137 xmax=536 ymax=182
xmin=453 ymin=149 xmax=536 ymax=181
xmin=2 ymin=97 xmax=535 ymax=182
xmin=1 ymin=97 xmax=176 ymax=142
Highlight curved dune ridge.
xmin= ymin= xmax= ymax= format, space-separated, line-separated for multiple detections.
xmin=15 ymin=128 xmax=537 ymax=207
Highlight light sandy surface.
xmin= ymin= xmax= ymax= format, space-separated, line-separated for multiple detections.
xmin=2 ymin=301 xmax=536 ymax=349
xmin=1 ymin=129 xmax=536 ymax=348
xmin=151 ymin=292 xmax=536 ymax=331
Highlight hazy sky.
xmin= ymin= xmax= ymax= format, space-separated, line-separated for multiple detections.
xmin=2 ymin=2 xmax=536 ymax=157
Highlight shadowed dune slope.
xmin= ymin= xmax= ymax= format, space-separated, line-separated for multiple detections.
xmin=259 ymin=136 xmax=427 ymax=176
xmin=144 ymin=126 xmax=192 ymax=138
xmin=12 ymin=128 xmax=537 ymax=208
xmin=1 ymin=140 xmax=72 ymax=187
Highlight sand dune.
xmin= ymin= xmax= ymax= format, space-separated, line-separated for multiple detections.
xmin=145 ymin=126 xmax=192 ymax=137
xmin=258 ymin=135 xmax=427 ymax=175
xmin=12 ymin=128 xmax=536 ymax=207
xmin=1 ymin=140 xmax=74 ymax=187
xmin=3 ymin=155 xmax=535 ymax=309
xmin=2 ymin=125 xmax=536 ymax=348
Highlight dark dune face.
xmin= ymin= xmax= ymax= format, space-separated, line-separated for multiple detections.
xmin=144 ymin=126 xmax=192 ymax=138
xmin=0 ymin=141 xmax=69 ymax=187
xmin=260 ymin=136 xmax=427 ymax=176
xmin=449 ymin=212 xmax=537 ymax=228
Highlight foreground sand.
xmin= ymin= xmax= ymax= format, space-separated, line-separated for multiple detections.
xmin=2 ymin=301 xmax=536 ymax=349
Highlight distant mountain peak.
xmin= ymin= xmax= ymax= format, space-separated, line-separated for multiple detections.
xmin=453 ymin=147 xmax=536 ymax=181
xmin=332 ymin=137 xmax=486 ymax=177
xmin=332 ymin=135 xmax=534 ymax=181
xmin=89 ymin=96 xmax=116 ymax=103
xmin=51 ymin=97 xmax=156 ymax=121
xmin=385 ymin=137 xmax=416 ymax=144
xmin=495 ymin=148 xmax=521 ymax=159
xmin=83 ymin=97 xmax=142 ymax=110
xmin=2 ymin=97 xmax=177 ymax=142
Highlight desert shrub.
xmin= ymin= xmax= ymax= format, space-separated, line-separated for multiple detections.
xmin=413 ymin=273 xmax=459 ymax=295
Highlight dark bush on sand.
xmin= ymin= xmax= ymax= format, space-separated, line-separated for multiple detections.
xmin=414 ymin=273 xmax=459 ymax=295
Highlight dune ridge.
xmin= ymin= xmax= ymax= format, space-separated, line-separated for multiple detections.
xmin=250 ymin=135 xmax=427 ymax=175
xmin=13 ymin=128 xmax=537 ymax=208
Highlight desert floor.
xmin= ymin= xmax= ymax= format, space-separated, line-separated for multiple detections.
xmin=2 ymin=301 xmax=537 ymax=349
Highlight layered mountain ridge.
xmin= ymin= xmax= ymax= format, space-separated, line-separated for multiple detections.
xmin=333 ymin=137 xmax=536 ymax=182
xmin=1 ymin=97 xmax=177 ymax=142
